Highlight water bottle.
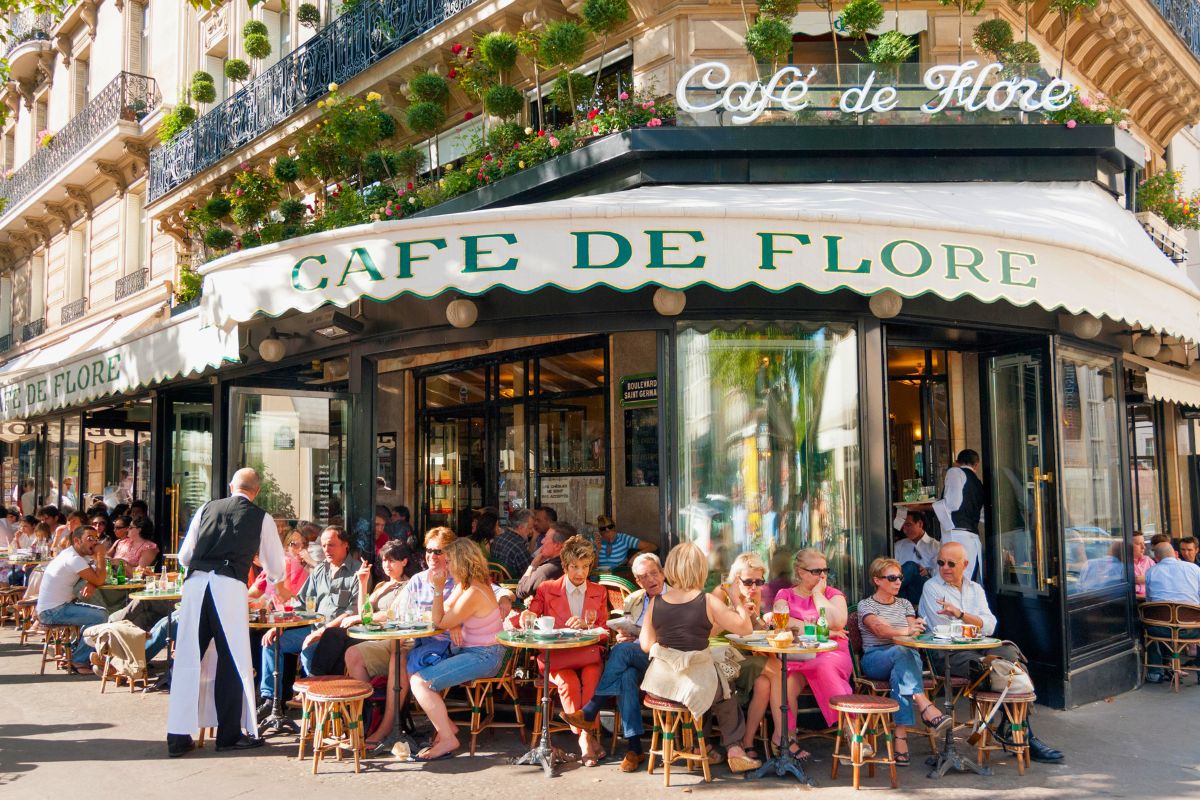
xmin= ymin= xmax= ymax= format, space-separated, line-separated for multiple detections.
xmin=815 ymin=608 xmax=829 ymax=643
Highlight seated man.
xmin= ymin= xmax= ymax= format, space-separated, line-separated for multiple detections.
xmin=489 ymin=508 xmax=534 ymax=580
xmin=516 ymin=523 xmax=571 ymax=600
xmin=35 ymin=523 xmax=110 ymax=674
xmin=258 ymin=526 xmax=361 ymax=712
xmin=1144 ymin=541 xmax=1200 ymax=684
xmin=918 ymin=542 xmax=1064 ymax=763
xmin=894 ymin=510 xmax=939 ymax=607
xmin=565 ymin=552 xmax=667 ymax=772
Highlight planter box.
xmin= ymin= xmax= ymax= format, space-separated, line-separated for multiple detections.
xmin=1136 ymin=210 xmax=1189 ymax=264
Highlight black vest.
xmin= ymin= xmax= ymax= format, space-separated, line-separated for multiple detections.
xmin=187 ymin=495 xmax=268 ymax=581
xmin=950 ymin=467 xmax=985 ymax=534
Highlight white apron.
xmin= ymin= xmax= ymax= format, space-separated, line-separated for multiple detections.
xmin=166 ymin=571 xmax=258 ymax=736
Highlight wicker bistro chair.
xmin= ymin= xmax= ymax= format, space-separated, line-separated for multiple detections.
xmin=293 ymin=675 xmax=352 ymax=760
xmin=967 ymin=687 xmax=1037 ymax=775
xmin=1139 ymin=601 xmax=1200 ymax=693
xmin=645 ymin=694 xmax=712 ymax=787
xmin=846 ymin=611 xmax=938 ymax=752
xmin=487 ymin=562 xmax=513 ymax=584
xmin=0 ymin=586 xmax=23 ymax=627
xmin=306 ymin=677 xmax=373 ymax=774
xmin=448 ymin=646 xmax=526 ymax=755
xmin=597 ymin=574 xmax=636 ymax=613
xmin=829 ymin=693 xmax=900 ymax=789
xmin=39 ymin=624 xmax=81 ymax=674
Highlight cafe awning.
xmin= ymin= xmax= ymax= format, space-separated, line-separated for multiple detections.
xmin=198 ymin=181 xmax=1200 ymax=344
xmin=1126 ymin=354 xmax=1200 ymax=408
xmin=0 ymin=307 xmax=239 ymax=422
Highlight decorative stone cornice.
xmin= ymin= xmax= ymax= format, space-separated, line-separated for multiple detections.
xmin=123 ymin=141 xmax=150 ymax=176
xmin=43 ymin=201 xmax=72 ymax=230
xmin=64 ymin=184 xmax=94 ymax=220
xmin=55 ymin=33 xmax=72 ymax=67
xmin=23 ymin=217 xmax=50 ymax=249
xmin=95 ymin=160 xmax=128 ymax=197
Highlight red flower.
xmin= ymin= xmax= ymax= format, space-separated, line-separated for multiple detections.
xmin=447 ymin=68 xmax=458 ymax=79
xmin=587 ymin=109 xmax=599 ymax=120
xmin=464 ymin=111 xmax=474 ymax=120
xmin=483 ymin=153 xmax=493 ymax=161
xmin=406 ymin=181 xmax=414 ymax=190
xmin=451 ymin=43 xmax=463 ymax=54
xmin=537 ymin=129 xmax=545 ymax=137
xmin=592 ymin=124 xmax=599 ymax=133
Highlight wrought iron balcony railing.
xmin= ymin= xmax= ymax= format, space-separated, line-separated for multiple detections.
xmin=5 ymin=10 xmax=52 ymax=57
xmin=148 ymin=0 xmax=480 ymax=202
xmin=1152 ymin=0 xmax=1200 ymax=60
xmin=21 ymin=317 xmax=44 ymax=342
xmin=114 ymin=268 xmax=148 ymax=301
xmin=60 ymin=297 xmax=87 ymax=325
xmin=0 ymin=333 xmax=11 ymax=353
xmin=0 ymin=72 xmax=160 ymax=220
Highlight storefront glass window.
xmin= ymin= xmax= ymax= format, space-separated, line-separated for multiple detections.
xmin=676 ymin=322 xmax=862 ymax=597
xmin=46 ymin=419 xmax=61 ymax=513
xmin=231 ymin=390 xmax=349 ymax=530
xmin=1127 ymin=403 xmax=1163 ymax=536
xmin=1058 ymin=347 xmax=1127 ymax=595
xmin=16 ymin=428 xmax=41 ymax=514
xmin=61 ymin=417 xmax=80 ymax=513
xmin=424 ymin=368 xmax=487 ymax=408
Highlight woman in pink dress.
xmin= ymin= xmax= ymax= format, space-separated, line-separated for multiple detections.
xmin=773 ymin=548 xmax=853 ymax=729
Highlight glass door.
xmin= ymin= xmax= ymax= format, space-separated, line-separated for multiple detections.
xmin=165 ymin=399 xmax=213 ymax=553
xmin=423 ymin=412 xmax=486 ymax=536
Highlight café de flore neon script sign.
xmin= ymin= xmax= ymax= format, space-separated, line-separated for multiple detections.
xmin=674 ymin=60 xmax=1074 ymax=124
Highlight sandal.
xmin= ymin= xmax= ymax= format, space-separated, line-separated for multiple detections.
xmin=921 ymin=707 xmax=953 ymax=737
xmin=787 ymin=741 xmax=812 ymax=761
xmin=894 ymin=738 xmax=910 ymax=766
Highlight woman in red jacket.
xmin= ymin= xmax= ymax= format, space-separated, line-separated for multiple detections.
xmin=529 ymin=534 xmax=608 ymax=766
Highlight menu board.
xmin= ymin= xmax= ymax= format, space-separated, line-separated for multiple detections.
xmin=624 ymin=407 xmax=659 ymax=487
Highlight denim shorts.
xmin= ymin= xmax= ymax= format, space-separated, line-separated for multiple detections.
xmin=416 ymin=644 xmax=504 ymax=692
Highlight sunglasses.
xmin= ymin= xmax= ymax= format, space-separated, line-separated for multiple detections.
xmin=426 ymin=548 xmax=444 ymax=556
xmin=599 ymin=525 xmax=615 ymax=531
xmin=801 ymin=567 xmax=831 ymax=576
xmin=879 ymin=574 xmax=903 ymax=582
xmin=740 ymin=578 xmax=766 ymax=587
xmin=936 ymin=560 xmax=959 ymax=568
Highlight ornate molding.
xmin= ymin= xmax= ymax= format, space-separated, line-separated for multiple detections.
xmin=55 ymin=34 xmax=72 ymax=67
xmin=23 ymin=217 xmax=50 ymax=249
xmin=156 ymin=210 xmax=190 ymax=249
xmin=95 ymin=159 xmax=128 ymax=197
xmin=35 ymin=52 xmax=55 ymax=91
xmin=123 ymin=140 xmax=150 ymax=176
xmin=64 ymin=184 xmax=94 ymax=219
xmin=80 ymin=0 xmax=97 ymax=40
xmin=43 ymin=201 xmax=72 ymax=230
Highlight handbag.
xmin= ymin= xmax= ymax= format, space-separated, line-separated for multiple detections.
xmin=988 ymin=658 xmax=1035 ymax=694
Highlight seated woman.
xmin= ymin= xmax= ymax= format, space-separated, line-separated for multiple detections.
xmin=530 ymin=535 xmax=608 ymax=765
xmin=249 ymin=530 xmax=310 ymax=602
xmin=109 ymin=517 xmax=158 ymax=571
xmin=773 ymin=548 xmax=853 ymax=735
xmin=410 ymin=537 xmax=504 ymax=761
xmin=640 ymin=542 xmax=761 ymax=774
xmin=712 ymin=552 xmax=787 ymax=760
xmin=857 ymin=557 xmax=952 ymax=766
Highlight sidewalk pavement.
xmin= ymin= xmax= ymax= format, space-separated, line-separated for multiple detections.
xmin=1 ymin=625 xmax=1195 ymax=799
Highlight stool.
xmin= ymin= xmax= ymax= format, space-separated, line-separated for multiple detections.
xmin=17 ymin=600 xmax=37 ymax=644
xmin=829 ymin=694 xmax=899 ymax=790
xmin=97 ymin=652 xmax=149 ymax=693
xmin=0 ymin=587 xmax=22 ymax=627
xmin=459 ymin=661 xmax=526 ymax=755
xmin=40 ymin=624 xmax=81 ymax=674
xmin=293 ymin=675 xmax=349 ymax=760
xmin=196 ymin=727 xmax=217 ymax=748
xmin=645 ymin=695 xmax=711 ymax=787
xmin=970 ymin=690 xmax=1036 ymax=775
xmin=306 ymin=678 xmax=373 ymax=774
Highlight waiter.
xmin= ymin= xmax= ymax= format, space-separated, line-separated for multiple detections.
xmin=933 ymin=449 xmax=984 ymax=582
xmin=166 ymin=468 xmax=288 ymax=758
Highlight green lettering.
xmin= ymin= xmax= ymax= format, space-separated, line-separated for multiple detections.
xmin=757 ymin=232 xmax=812 ymax=270
xmin=291 ymin=254 xmax=329 ymax=291
xmin=943 ymin=244 xmax=988 ymax=282
xmin=646 ymin=230 xmax=705 ymax=269
xmin=571 ymin=231 xmax=632 ymax=269
xmin=52 ymin=372 xmax=65 ymax=398
xmin=881 ymin=239 xmax=932 ymax=278
xmin=337 ymin=247 xmax=384 ymax=287
xmin=395 ymin=238 xmax=447 ymax=279
xmin=462 ymin=234 xmax=518 ymax=272
xmin=107 ymin=354 xmax=121 ymax=382
xmin=75 ymin=364 xmax=91 ymax=390
xmin=824 ymin=235 xmax=871 ymax=273
xmin=92 ymin=360 xmax=105 ymax=388
xmin=1000 ymin=250 xmax=1037 ymax=288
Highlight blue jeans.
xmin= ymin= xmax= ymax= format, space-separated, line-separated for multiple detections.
xmin=39 ymin=601 xmax=107 ymax=665
xmin=259 ymin=624 xmax=317 ymax=699
xmin=861 ymin=644 xmax=925 ymax=726
xmin=415 ymin=644 xmax=504 ymax=692
xmin=145 ymin=614 xmax=177 ymax=662
xmin=592 ymin=640 xmax=651 ymax=737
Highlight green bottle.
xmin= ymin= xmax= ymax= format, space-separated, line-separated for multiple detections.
xmin=815 ymin=608 xmax=829 ymax=643
xmin=115 ymin=560 xmax=126 ymax=585
xmin=361 ymin=596 xmax=374 ymax=626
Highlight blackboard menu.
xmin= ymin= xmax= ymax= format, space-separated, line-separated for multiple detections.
xmin=624 ymin=407 xmax=659 ymax=487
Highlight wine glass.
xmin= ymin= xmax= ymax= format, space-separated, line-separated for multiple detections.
xmin=583 ymin=608 xmax=598 ymax=629
xmin=520 ymin=609 xmax=538 ymax=637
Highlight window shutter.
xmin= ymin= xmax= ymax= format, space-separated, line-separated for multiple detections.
xmin=67 ymin=227 xmax=85 ymax=302
xmin=127 ymin=2 xmax=146 ymax=74
xmin=124 ymin=191 xmax=145 ymax=276
xmin=72 ymin=59 xmax=90 ymax=116
xmin=0 ymin=276 xmax=12 ymax=337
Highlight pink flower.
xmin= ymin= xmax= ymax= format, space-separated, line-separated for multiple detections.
xmin=513 ymin=142 xmax=520 ymax=149
xmin=236 ymin=188 xmax=244 ymax=196
xmin=548 ymin=136 xmax=560 ymax=148
xmin=464 ymin=111 xmax=474 ymax=120
xmin=1080 ymin=95 xmax=1092 ymax=109
xmin=385 ymin=207 xmax=393 ymax=216
xmin=1066 ymin=119 xmax=1077 ymax=129
xmin=619 ymin=91 xmax=629 ymax=101
xmin=640 ymin=101 xmax=652 ymax=110
xmin=1118 ymin=120 xmax=1130 ymax=131
xmin=451 ymin=43 xmax=463 ymax=54
xmin=647 ymin=117 xmax=662 ymax=127
xmin=591 ymin=124 xmax=600 ymax=133
xmin=587 ymin=109 xmax=599 ymax=120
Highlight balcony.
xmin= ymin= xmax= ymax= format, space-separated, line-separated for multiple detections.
xmin=60 ymin=297 xmax=87 ymax=325
xmin=115 ymin=268 xmax=148 ymax=301
xmin=21 ymin=317 xmax=44 ymax=342
xmin=148 ymin=0 xmax=481 ymax=203
xmin=0 ymin=72 xmax=160 ymax=224
xmin=0 ymin=334 xmax=11 ymax=353
xmin=1151 ymin=0 xmax=1200 ymax=60
xmin=4 ymin=10 xmax=52 ymax=57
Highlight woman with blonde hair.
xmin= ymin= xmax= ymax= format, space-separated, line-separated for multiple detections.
xmin=410 ymin=536 xmax=504 ymax=761
xmin=640 ymin=542 xmax=761 ymax=774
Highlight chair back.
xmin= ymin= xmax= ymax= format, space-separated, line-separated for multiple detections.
xmin=846 ymin=610 xmax=866 ymax=676
xmin=598 ymin=573 xmax=635 ymax=611
xmin=487 ymin=561 xmax=512 ymax=583
xmin=1174 ymin=603 xmax=1200 ymax=628
xmin=1139 ymin=601 xmax=1175 ymax=626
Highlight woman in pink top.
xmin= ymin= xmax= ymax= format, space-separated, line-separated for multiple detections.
xmin=773 ymin=548 xmax=853 ymax=728
xmin=410 ymin=538 xmax=504 ymax=761
xmin=249 ymin=531 xmax=310 ymax=600
xmin=110 ymin=517 xmax=159 ymax=570
xmin=1132 ymin=531 xmax=1156 ymax=598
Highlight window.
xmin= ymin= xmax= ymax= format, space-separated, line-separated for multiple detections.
xmin=1128 ymin=402 xmax=1164 ymax=536
xmin=66 ymin=223 xmax=86 ymax=302
xmin=72 ymin=60 xmax=90 ymax=115
xmin=127 ymin=1 xmax=148 ymax=75
xmin=3 ymin=129 xmax=14 ymax=172
xmin=676 ymin=322 xmax=862 ymax=596
xmin=0 ymin=276 xmax=11 ymax=337
xmin=29 ymin=253 xmax=45 ymax=321
xmin=32 ymin=99 xmax=47 ymax=154
xmin=124 ymin=191 xmax=146 ymax=274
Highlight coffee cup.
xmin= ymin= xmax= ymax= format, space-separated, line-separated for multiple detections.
xmin=934 ymin=624 xmax=952 ymax=638
xmin=536 ymin=615 xmax=556 ymax=632
xmin=962 ymin=623 xmax=979 ymax=639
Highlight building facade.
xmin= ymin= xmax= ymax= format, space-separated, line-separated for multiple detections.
xmin=5 ymin=0 xmax=1200 ymax=708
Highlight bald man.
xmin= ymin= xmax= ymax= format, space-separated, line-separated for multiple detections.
xmin=166 ymin=468 xmax=288 ymax=758
xmin=918 ymin=542 xmax=1064 ymax=763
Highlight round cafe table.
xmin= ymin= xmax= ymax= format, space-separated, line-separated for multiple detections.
xmin=249 ymin=612 xmax=325 ymax=736
xmin=129 ymin=589 xmax=183 ymax=692
xmin=894 ymin=634 xmax=1003 ymax=779
xmin=346 ymin=623 xmax=441 ymax=758
xmin=498 ymin=629 xmax=602 ymax=778
xmin=728 ymin=636 xmax=838 ymax=785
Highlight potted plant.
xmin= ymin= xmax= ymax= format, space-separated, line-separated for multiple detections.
xmin=1136 ymin=170 xmax=1199 ymax=259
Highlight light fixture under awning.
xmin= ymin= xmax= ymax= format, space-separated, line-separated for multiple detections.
xmin=198 ymin=181 xmax=1200 ymax=345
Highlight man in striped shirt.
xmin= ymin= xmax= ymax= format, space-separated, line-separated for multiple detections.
xmin=593 ymin=514 xmax=655 ymax=572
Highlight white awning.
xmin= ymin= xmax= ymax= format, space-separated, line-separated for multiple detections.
xmin=0 ymin=307 xmax=239 ymax=422
xmin=1127 ymin=354 xmax=1200 ymax=408
xmin=791 ymin=10 xmax=928 ymax=36
xmin=198 ymin=181 xmax=1200 ymax=344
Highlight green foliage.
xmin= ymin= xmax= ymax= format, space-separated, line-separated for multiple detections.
xmin=363 ymin=183 xmax=398 ymax=208
xmin=541 ymin=20 xmax=588 ymax=68
xmin=174 ymin=263 xmax=202 ymax=304
xmin=581 ymin=0 xmax=630 ymax=35
xmin=242 ymin=19 xmax=268 ymax=38
xmin=409 ymin=71 xmax=449 ymax=104
xmin=227 ymin=167 xmax=281 ymax=228
xmin=478 ymin=32 xmax=519 ymax=74
xmin=272 ymin=154 xmax=300 ymax=183
xmin=393 ymin=145 xmax=425 ymax=179
xmin=483 ymin=84 xmax=523 ymax=119
xmin=1138 ymin=170 xmax=1200 ymax=230
xmin=191 ymin=75 xmax=216 ymax=104
xmin=239 ymin=229 xmax=262 ymax=249
xmin=318 ymin=184 xmax=373 ymax=230
xmin=937 ymin=0 xmax=986 ymax=15
xmin=486 ymin=121 xmax=525 ymax=151
xmin=203 ymin=195 xmax=231 ymax=220
xmin=377 ymin=110 xmax=397 ymax=139
xmin=840 ymin=0 xmax=884 ymax=40
xmin=1003 ymin=40 xmax=1040 ymax=66
xmin=297 ymin=2 xmax=320 ymax=29
xmin=405 ymin=101 xmax=446 ymax=136
xmin=244 ymin=32 xmax=272 ymax=59
xmin=157 ymin=104 xmax=197 ymax=144
xmin=549 ymin=72 xmax=593 ymax=112
xmin=204 ymin=226 xmax=235 ymax=250
xmin=1041 ymin=90 xmax=1128 ymax=126
xmin=972 ymin=18 xmax=1013 ymax=58
xmin=758 ymin=0 xmax=801 ymax=18
xmin=1048 ymin=0 xmax=1099 ymax=18
xmin=864 ymin=30 xmax=917 ymax=65
xmin=192 ymin=70 xmax=214 ymax=86
xmin=225 ymin=58 xmax=251 ymax=83
xmin=363 ymin=149 xmax=402 ymax=182
xmin=744 ymin=18 xmax=793 ymax=66
xmin=278 ymin=197 xmax=306 ymax=222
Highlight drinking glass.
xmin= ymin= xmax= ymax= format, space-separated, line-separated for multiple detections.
xmin=305 ymin=597 xmax=317 ymax=614
xmin=520 ymin=610 xmax=538 ymax=637
xmin=583 ymin=608 xmax=598 ymax=628
xmin=772 ymin=599 xmax=791 ymax=631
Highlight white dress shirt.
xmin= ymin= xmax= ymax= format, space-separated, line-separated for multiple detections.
xmin=1146 ymin=557 xmax=1200 ymax=604
xmin=565 ymin=578 xmax=587 ymax=619
xmin=919 ymin=573 xmax=997 ymax=637
xmin=895 ymin=533 xmax=940 ymax=571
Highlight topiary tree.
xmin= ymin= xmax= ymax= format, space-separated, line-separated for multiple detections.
xmin=744 ymin=18 xmax=793 ymax=75
xmin=865 ymin=29 xmax=916 ymax=82
xmin=243 ymin=20 xmax=268 ymax=38
xmin=1048 ymin=0 xmax=1099 ymax=77
xmin=813 ymin=0 xmax=843 ymax=85
xmin=297 ymin=3 xmax=321 ymax=30
xmin=203 ymin=195 xmax=231 ymax=220
xmin=1002 ymin=39 xmax=1041 ymax=76
xmin=204 ymin=226 xmax=234 ymax=250
xmin=393 ymin=145 xmax=425 ymax=181
xmin=1008 ymin=0 xmax=1036 ymax=42
xmin=191 ymin=71 xmax=216 ymax=103
xmin=408 ymin=71 xmax=450 ymax=105
xmin=581 ymin=0 xmax=630 ymax=95
xmin=517 ymin=30 xmax=550 ymax=130
xmin=483 ymin=84 xmax=523 ymax=120
xmin=225 ymin=58 xmax=250 ymax=84
xmin=937 ymin=0 xmax=986 ymax=62
xmin=478 ymin=32 xmax=519 ymax=83
xmin=406 ymin=98 xmax=446 ymax=181
xmin=841 ymin=0 xmax=885 ymax=57
xmin=549 ymin=72 xmax=594 ymax=113
xmin=272 ymin=154 xmax=300 ymax=184
xmin=244 ymin=32 xmax=272 ymax=60
xmin=541 ymin=20 xmax=590 ymax=122
xmin=972 ymin=18 xmax=1013 ymax=60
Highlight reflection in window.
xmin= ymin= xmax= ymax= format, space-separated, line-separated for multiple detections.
xmin=676 ymin=323 xmax=862 ymax=598
xmin=1128 ymin=403 xmax=1163 ymax=536
xmin=1058 ymin=348 xmax=1127 ymax=595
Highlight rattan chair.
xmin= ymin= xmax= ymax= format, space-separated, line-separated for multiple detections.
xmin=1138 ymin=601 xmax=1200 ymax=692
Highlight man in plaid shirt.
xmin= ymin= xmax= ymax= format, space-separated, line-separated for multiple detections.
xmin=489 ymin=508 xmax=534 ymax=579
